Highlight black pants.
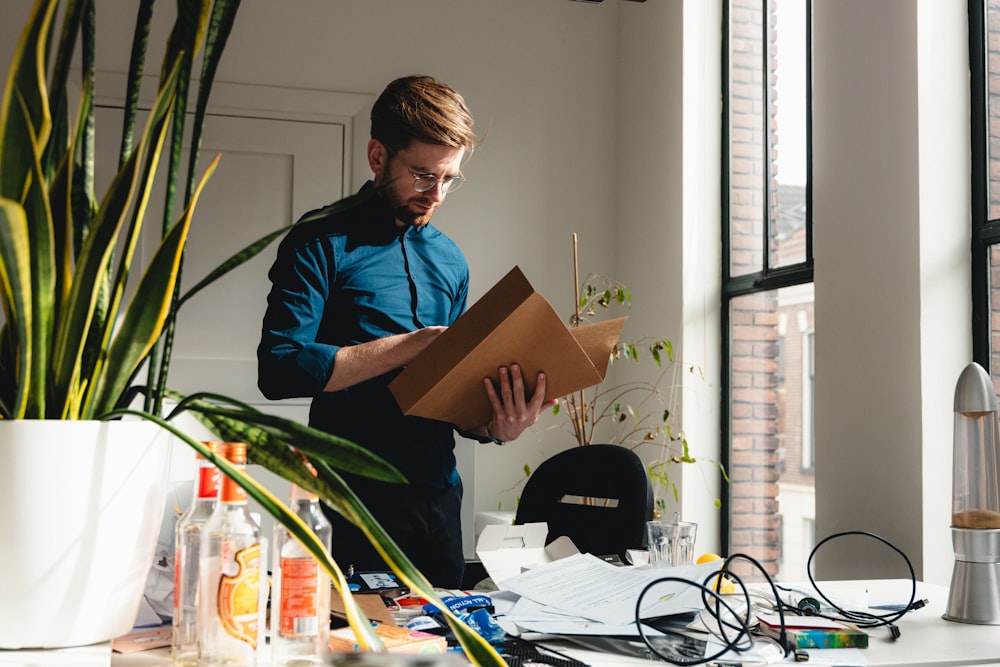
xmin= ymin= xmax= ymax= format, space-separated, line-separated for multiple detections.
xmin=323 ymin=473 xmax=465 ymax=589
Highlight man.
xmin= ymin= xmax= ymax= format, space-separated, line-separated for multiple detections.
xmin=257 ymin=75 xmax=552 ymax=587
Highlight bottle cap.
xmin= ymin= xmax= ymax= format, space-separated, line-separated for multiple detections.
xmin=223 ymin=442 xmax=247 ymax=464
xmin=197 ymin=441 xmax=221 ymax=459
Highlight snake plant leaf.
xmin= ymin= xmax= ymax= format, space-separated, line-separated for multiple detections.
xmin=176 ymin=225 xmax=293 ymax=309
xmin=162 ymin=394 xmax=506 ymax=665
xmin=91 ymin=155 xmax=219 ymax=418
xmin=185 ymin=0 xmax=240 ymax=204
xmin=48 ymin=82 xmax=93 ymax=319
xmin=147 ymin=0 xmax=238 ymax=414
xmin=0 ymin=0 xmax=61 ymax=418
xmin=159 ymin=0 xmax=211 ymax=233
xmin=0 ymin=199 xmax=31 ymax=418
xmin=176 ymin=187 xmax=377 ymax=309
xmin=104 ymin=409 xmax=387 ymax=653
xmin=51 ymin=61 xmax=180 ymax=417
xmin=43 ymin=0 xmax=87 ymax=179
xmin=120 ymin=0 xmax=155 ymax=166
xmin=307 ymin=462 xmax=506 ymax=666
xmin=18 ymin=94 xmax=56 ymax=419
xmin=0 ymin=0 xmax=54 ymax=202
xmin=167 ymin=392 xmax=406 ymax=484
xmin=204 ymin=412 xmax=504 ymax=665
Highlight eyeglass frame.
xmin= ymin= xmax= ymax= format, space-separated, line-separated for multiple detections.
xmin=382 ymin=142 xmax=466 ymax=194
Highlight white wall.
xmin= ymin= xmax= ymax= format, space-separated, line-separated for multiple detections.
xmin=1 ymin=1 xmax=690 ymax=558
xmin=3 ymin=0 xmax=972 ymax=581
xmin=812 ymin=0 xmax=969 ymax=584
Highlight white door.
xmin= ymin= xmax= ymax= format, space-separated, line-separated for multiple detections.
xmin=95 ymin=104 xmax=350 ymax=417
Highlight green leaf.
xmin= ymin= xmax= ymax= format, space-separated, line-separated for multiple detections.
xmin=51 ymin=61 xmax=180 ymax=417
xmin=43 ymin=0 xmax=87 ymax=178
xmin=166 ymin=394 xmax=406 ymax=483
xmin=105 ymin=409 xmax=387 ymax=652
xmin=132 ymin=401 xmax=506 ymax=665
xmin=184 ymin=0 xmax=240 ymax=204
xmin=0 ymin=198 xmax=31 ymax=418
xmin=119 ymin=0 xmax=155 ymax=165
xmin=91 ymin=155 xmax=218 ymax=417
xmin=0 ymin=0 xmax=54 ymax=202
xmin=16 ymin=90 xmax=56 ymax=418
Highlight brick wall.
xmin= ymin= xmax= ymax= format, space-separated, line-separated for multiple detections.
xmin=728 ymin=0 xmax=782 ymax=577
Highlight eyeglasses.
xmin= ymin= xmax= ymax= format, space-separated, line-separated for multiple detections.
xmin=384 ymin=144 xmax=465 ymax=194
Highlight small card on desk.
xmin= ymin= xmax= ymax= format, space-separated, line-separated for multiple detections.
xmin=756 ymin=613 xmax=869 ymax=649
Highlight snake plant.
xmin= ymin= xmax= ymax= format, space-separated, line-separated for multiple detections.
xmin=0 ymin=1 xmax=505 ymax=663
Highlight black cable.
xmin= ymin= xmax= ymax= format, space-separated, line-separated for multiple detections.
xmin=632 ymin=531 xmax=919 ymax=663
xmin=715 ymin=553 xmax=794 ymax=658
xmin=633 ymin=563 xmax=772 ymax=665
xmin=800 ymin=530 xmax=918 ymax=637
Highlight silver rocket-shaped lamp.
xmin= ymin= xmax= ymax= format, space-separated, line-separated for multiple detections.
xmin=944 ymin=362 xmax=1000 ymax=624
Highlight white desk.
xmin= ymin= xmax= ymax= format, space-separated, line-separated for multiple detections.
xmin=7 ymin=580 xmax=999 ymax=666
xmin=546 ymin=580 xmax=1000 ymax=667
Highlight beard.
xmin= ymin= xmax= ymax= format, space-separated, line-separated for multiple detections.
xmin=379 ymin=166 xmax=437 ymax=228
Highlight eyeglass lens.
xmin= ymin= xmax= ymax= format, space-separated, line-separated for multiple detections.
xmin=413 ymin=174 xmax=463 ymax=194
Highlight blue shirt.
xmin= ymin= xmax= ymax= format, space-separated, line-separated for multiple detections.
xmin=257 ymin=183 xmax=470 ymax=487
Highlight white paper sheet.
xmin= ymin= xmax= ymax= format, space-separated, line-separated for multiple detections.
xmin=499 ymin=552 xmax=723 ymax=626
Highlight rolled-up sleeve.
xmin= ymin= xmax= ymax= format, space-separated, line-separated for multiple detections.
xmin=257 ymin=236 xmax=339 ymax=400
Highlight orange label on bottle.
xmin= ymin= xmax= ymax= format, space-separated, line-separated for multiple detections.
xmin=279 ymin=557 xmax=319 ymax=637
xmin=197 ymin=465 xmax=220 ymax=498
xmin=220 ymin=475 xmax=247 ymax=503
xmin=217 ymin=544 xmax=260 ymax=648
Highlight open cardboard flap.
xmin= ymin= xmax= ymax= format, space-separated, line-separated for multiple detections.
xmin=389 ymin=266 xmax=626 ymax=431
xmin=475 ymin=522 xmax=580 ymax=589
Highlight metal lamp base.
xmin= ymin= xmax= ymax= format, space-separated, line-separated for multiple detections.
xmin=944 ymin=528 xmax=1000 ymax=624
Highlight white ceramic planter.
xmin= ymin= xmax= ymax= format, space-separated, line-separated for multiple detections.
xmin=0 ymin=420 xmax=171 ymax=648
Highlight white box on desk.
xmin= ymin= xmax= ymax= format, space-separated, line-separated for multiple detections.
xmin=475 ymin=522 xmax=579 ymax=588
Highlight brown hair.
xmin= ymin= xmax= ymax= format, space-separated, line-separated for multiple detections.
xmin=371 ymin=75 xmax=477 ymax=155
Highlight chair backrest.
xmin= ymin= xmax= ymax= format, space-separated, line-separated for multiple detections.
xmin=513 ymin=444 xmax=654 ymax=559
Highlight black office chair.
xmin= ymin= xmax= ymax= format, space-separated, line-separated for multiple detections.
xmin=513 ymin=443 xmax=655 ymax=560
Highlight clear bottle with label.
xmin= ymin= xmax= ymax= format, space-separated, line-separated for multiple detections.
xmin=172 ymin=442 xmax=221 ymax=666
xmin=271 ymin=469 xmax=332 ymax=665
xmin=198 ymin=442 xmax=261 ymax=666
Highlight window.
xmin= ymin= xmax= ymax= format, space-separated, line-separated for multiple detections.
xmin=971 ymin=0 xmax=1000 ymax=386
xmin=723 ymin=0 xmax=814 ymax=581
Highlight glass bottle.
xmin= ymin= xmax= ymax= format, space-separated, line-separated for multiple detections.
xmin=172 ymin=442 xmax=221 ymax=666
xmin=199 ymin=442 xmax=261 ymax=666
xmin=271 ymin=472 xmax=333 ymax=665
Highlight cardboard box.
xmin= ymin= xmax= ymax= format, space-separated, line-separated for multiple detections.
xmin=475 ymin=522 xmax=579 ymax=588
xmin=331 ymin=590 xmax=398 ymax=626
xmin=328 ymin=622 xmax=448 ymax=655
xmin=389 ymin=266 xmax=626 ymax=431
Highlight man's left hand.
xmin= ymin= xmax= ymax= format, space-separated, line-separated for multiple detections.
xmin=481 ymin=364 xmax=557 ymax=443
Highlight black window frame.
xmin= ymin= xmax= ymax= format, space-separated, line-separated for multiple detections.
xmin=720 ymin=0 xmax=815 ymax=555
xmin=970 ymin=0 xmax=1000 ymax=368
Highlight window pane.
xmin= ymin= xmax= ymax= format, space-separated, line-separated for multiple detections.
xmin=989 ymin=0 xmax=1000 ymax=220
xmin=729 ymin=283 xmax=815 ymax=580
xmin=990 ymin=245 xmax=1000 ymax=385
xmin=771 ymin=0 xmax=808 ymax=268
xmin=729 ymin=0 xmax=766 ymax=277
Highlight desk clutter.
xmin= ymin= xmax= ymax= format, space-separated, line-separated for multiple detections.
xmin=120 ymin=510 xmax=931 ymax=666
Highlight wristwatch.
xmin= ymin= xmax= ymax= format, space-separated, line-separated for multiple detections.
xmin=484 ymin=423 xmax=506 ymax=446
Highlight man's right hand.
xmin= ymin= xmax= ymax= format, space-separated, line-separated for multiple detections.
xmin=324 ymin=326 xmax=446 ymax=392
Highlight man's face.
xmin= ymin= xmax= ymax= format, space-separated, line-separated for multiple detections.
xmin=374 ymin=141 xmax=465 ymax=228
